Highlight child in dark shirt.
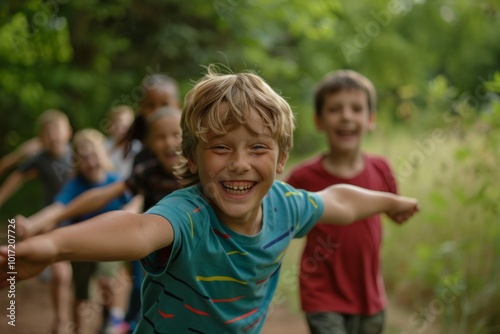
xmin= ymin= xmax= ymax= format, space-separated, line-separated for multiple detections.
xmin=0 ymin=110 xmax=74 ymax=333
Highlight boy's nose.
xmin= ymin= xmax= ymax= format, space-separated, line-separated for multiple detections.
xmin=227 ymin=152 xmax=251 ymax=173
xmin=340 ymin=108 xmax=353 ymax=120
xmin=165 ymin=136 xmax=180 ymax=147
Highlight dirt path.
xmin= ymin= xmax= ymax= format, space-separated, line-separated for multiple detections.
xmin=0 ymin=277 xmax=307 ymax=334
xmin=0 ymin=277 xmax=440 ymax=334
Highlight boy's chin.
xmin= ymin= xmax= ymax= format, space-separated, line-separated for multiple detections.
xmin=82 ymin=170 xmax=105 ymax=183
xmin=48 ymin=147 xmax=66 ymax=157
xmin=330 ymin=142 xmax=362 ymax=153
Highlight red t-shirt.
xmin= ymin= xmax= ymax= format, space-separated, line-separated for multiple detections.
xmin=286 ymin=154 xmax=398 ymax=315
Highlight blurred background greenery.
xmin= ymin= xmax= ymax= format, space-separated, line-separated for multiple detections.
xmin=1 ymin=0 xmax=499 ymax=333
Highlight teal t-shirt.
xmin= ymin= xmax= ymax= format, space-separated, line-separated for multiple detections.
xmin=136 ymin=181 xmax=324 ymax=334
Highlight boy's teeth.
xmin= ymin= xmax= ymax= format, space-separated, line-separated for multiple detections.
xmin=223 ymin=183 xmax=254 ymax=191
xmin=226 ymin=185 xmax=250 ymax=190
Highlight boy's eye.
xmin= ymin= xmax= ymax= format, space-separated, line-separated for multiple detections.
xmin=211 ymin=145 xmax=229 ymax=151
xmin=352 ymin=105 xmax=364 ymax=112
xmin=251 ymin=144 xmax=269 ymax=153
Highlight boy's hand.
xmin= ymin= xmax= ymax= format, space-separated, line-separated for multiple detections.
xmin=0 ymin=235 xmax=57 ymax=289
xmin=14 ymin=214 xmax=30 ymax=241
xmin=386 ymin=196 xmax=419 ymax=224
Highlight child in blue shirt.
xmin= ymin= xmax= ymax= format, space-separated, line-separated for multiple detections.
xmin=19 ymin=129 xmax=137 ymax=334
xmin=1 ymin=66 xmax=419 ymax=334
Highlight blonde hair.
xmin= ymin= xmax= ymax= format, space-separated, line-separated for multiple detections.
xmin=36 ymin=109 xmax=71 ymax=135
xmin=175 ymin=65 xmax=295 ymax=187
xmin=108 ymin=105 xmax=134 ymax=121
xmin=72 ymin=129 xmax=114 ymax=171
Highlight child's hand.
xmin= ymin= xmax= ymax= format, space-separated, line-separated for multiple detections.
xmin=386 ymin=196 xmax=419 ymax=224
xmin=0 ymin=235 xmax=57 ymax=289
xmin=14 ymin=214 xmax=30 ymax=241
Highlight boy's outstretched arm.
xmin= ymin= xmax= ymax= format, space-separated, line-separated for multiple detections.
xmin=318 ymin=184 xmax=419 ymax=225
xmin=19 ymin=181 xmax=135 ymax=239
xmin=19 ymin=203 xmax=66 ymax=238
xmin=0 ymin=170 xmax=36 ymax=207
xmin=0 ymin=211 xmax=173 ymax=287
xmin=0 ymin=138 xmax=41 ymax=177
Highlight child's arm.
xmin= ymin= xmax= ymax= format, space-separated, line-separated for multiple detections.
xmin=19 ymin=203 xmax=66 ymax=238
xmin=20 ymin=181 xmax=132 ymax=238
xmin=0 ymin=138 xmax=41 ymax=177
xmin=122 ymin=194 xmax=144 ymax=213
xmin=318 ymin=184 xmax=419 ymax=225
xmin=0 ymin=211 xmax=173 ymax=286
xmin=56 ymin=181 xmax=129 ymax=222
xmin=40 ymin=181 xmax=127 ymax=227
xmin=0 ymin=170 xmax=37 ymax=207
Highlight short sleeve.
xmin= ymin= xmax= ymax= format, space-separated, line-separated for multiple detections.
xmin=17 ymin=153 xmax=39 ymax=174
xmin=372 ymin=157 xmax=398 ymax=195
xmin=141 ymin=189 xmax=208 ymax=276
xmin=275 ymin=182 xmax=324 ymax=239
xmin=293 ymin=191 xmax=324 ymax=238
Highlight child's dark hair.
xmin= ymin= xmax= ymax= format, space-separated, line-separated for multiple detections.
xmin=118 ymin=74 xmax=179 ymax=156
xmin=314 ymin=70 xmax=376 ymax=116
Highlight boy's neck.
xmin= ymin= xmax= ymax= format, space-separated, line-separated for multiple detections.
xmin=225 ymin=219 xmax=263 ymax=236
xmin=47 ymin=146 xmax=68 ymax=159
xmin=322 ymin=149 xmax=365 ymax=179
xmin=82 ymin=170 xmax=107 ymax=184
xmin=210 ymin=201 xmax=263 ymax=237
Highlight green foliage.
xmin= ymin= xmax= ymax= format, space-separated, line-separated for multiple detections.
xmin=382 ymin=73 xmax=500 ymax=333
xmin=1 ymin=0 xmax=498 ymax=153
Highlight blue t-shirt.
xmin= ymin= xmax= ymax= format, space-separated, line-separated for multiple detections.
xmin=137 ymin=181 xmax=324 ymax=334
xmin=55 ymin=172 xmax=131 ymax=223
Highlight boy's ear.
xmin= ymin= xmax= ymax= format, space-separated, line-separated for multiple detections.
xmin=276 ymin=152 xmax=289 ymax=174
xmin=188 ymin=158 xmax=198 ymax=174
xmin=314 ymin=114 xmax=325 ymax=132
xmin=368 ymin=111 xmax=376 ymax=131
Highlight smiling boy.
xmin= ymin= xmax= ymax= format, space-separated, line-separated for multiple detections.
xmin=0 ymin=66 xmax=418 ymax=334
xmin=287 ymin=70 xmax=399 ymax=334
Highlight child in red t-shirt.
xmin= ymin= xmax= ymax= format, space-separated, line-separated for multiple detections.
xmin=287 ymin=70 xmax=400 ymax=334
